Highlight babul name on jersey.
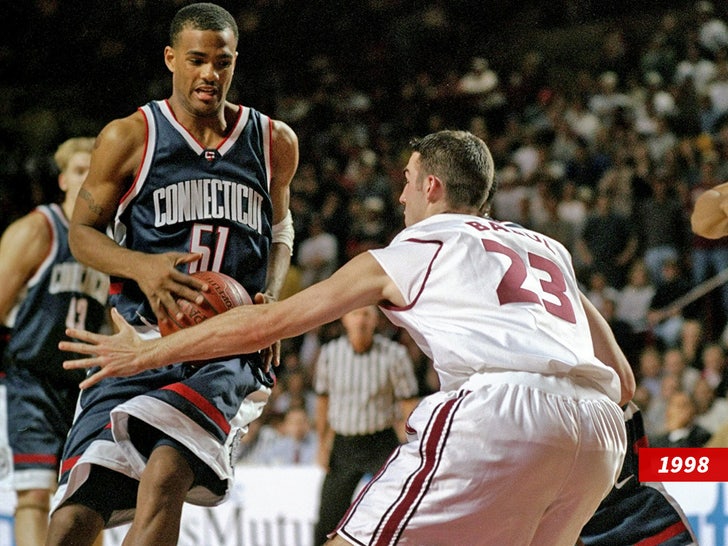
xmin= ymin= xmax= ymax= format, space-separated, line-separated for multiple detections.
xmin=50 ymin=262 xmax=109 ymax=305
xmin=152 ymin=178 xmax=265 ymax=233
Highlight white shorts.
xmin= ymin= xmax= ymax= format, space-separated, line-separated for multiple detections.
xmin=334 ymin=371 xmax=626 ymax=546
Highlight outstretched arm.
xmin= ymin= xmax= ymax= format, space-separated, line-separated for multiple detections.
xmin=691 ymin=182 xmax=728 ymax=239
xmin=61 ymin=251 xmax=403 ymax=389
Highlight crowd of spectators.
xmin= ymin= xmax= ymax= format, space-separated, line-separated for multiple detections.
xmin=6 ymin=0 xmax=728 ymax=451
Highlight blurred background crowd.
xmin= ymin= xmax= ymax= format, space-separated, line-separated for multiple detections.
xmin=4 ymin=0 xmax=728 ymax=454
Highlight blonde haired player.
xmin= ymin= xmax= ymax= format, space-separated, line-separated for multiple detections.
xmin=0 ymin=137 xmax=108 ymax=546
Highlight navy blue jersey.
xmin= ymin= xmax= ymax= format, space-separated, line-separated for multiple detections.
xmin=111 ymin=100 xmax=273 ymax=325
xmin=3 ymin=204 xmax=110 ymax=386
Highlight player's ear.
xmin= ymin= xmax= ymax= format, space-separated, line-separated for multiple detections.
xmin=426 ymin=175 xmax=444 ymax=202
xmin=58 ymin=173 xmax=68 ymax=193
xmin=164 ymin=46 xmax=176 ymax=72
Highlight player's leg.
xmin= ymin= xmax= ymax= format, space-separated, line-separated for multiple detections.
xmin=48 ymin=464 xmax=137 ymax=546
xmin=5 ymin=368 xmax=80 ymax=546
xmin=46 ymin=503 xmax=105 ymax=546
xmin=14 ymin=488 xmax=50 ymax=546
xmin=122 ymin=445 xmax=194 ymax=546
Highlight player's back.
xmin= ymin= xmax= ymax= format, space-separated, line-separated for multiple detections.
xmin=372 ymin=214 xmax=619 ymax=397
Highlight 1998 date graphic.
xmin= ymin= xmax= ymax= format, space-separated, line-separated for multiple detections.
xmin=640 ymin=448 xmax=728 ymax=481
xmin=657 ymin=455 xmax=709 ymax=474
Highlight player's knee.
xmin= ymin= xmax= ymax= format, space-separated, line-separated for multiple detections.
xmin=15 ymin=488 xmax=50 ymax=515
xmin=144 ymin=445 xmax=194 ymax=496
xmin=46 ymin=503 xmax=104 ymax=546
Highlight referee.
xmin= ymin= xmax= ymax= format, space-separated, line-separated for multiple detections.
xmin=313 ymin=306 xmax=420 ymax=546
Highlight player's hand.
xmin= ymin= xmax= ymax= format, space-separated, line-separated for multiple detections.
xmin=60 ymin=308 xmax=154 ymax=389
xmin=133 ymin=252 xmax=206 ymax=327
xmin=254 ymin=292 xmax=280 ymax=372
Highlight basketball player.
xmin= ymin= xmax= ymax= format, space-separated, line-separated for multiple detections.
xmin=0 ymin=137 xmax=109 ymax=546
xmin=61 ymin=129 xmax=632 ymax=545
xmin=45 ymin=4 xmax=298 ymax=546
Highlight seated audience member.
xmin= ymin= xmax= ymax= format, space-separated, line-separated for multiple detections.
xmin=663 ymin=347 xmax=701 ymax=393
xmin=677 ymin=319 xmax=705 ymax=370
xmin=644 ymin=374 xmax=681 ymax=438
xmin=700 ymin=342 xmax=728 ymax=396
xmin=614 ymin=260 xmax=655 ymax=344
xmin=257 ymin=406 xmax=318 ymax=465
xmin=693 ymin=377 xmax=728 ymax=434
xmin=584 ymin=269 xmax=620 ymax=312
xmin=636 ymin=345 xmax=664 ymax=400
xmin=650 ymin=391 xmax=712 ymax=447
xmin=647 ymin=258 xmax=695 ymax=348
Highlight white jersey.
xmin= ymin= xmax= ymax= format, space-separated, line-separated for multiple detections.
xmin=369 ymin=213 xmax=621 ymax=401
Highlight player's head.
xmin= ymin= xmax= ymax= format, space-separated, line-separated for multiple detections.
xmin=402 ymin=130 xmax=494 ymax=225
xmin=53 ymin=137 xmax=94 ymax=205
xmin=169 ymin=3 xmax=239 ymax=47
xmin=166 ymin=3 xmax=239 ymax=115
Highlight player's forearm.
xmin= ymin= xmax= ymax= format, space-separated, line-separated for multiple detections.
xmin=149 ymin=253 xmax=388 ymax=368
xmin=147 ymin=303 xmax=280 ymax=368
xmin=69 ymin=223 xmax=145 ymax=280
xmin=263 ymin=242 xmax=292 ymax=299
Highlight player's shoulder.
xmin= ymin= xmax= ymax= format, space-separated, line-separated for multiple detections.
xmin=270 ymin=118 xmax=299 ymax=150
xmin=2 ymin=207 xmax=51 ymax=244
xmin=268 ymin=118 xmax=299 ymax=186
xmin=96 ymin=110 xmax=147 ymax=152
xmin=0 ymin=207 xmax=53 ymax=271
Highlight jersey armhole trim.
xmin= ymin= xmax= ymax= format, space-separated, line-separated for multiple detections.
xmin=378 ymin=238 xmax=443 ymax=312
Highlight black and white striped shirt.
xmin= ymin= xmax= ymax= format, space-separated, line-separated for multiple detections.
xmin=314 ymin=334 xmax=419 ymax=436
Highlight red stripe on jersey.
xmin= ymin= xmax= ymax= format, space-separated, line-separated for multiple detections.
xmin=161 ymin=383 xmax=230 ymax=434
xmin=14 ymin=453 xmax=57 ymax=465
xmin=374 ymin=393 xmax=463 ymax=545
xmin=118 ymin=106 xmax=151 ymax=206
xmin=379 ymin=239 xmax=443 ymax=312
xmin=60 ymin=455 xmax=81 ymax=474
xmin=635 ymin=521 xmax=688 ymax=545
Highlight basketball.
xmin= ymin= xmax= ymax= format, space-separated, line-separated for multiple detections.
xmin=159 ymin=271 xmax=252 ymax=336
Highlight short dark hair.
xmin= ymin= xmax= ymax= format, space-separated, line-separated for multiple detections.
xmin=170 ymin=3 xmax=238 ymax=46
xmin=410 ymin=130 xmax=495 ymax=210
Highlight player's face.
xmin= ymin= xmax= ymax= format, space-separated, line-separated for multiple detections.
xmin=59 ymin=151 xmax=91 ymax=211
xmin=166 ymin=27 xmax=238 ymax=117
xmin=400 ymin=152 xmax=428 ymax=227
